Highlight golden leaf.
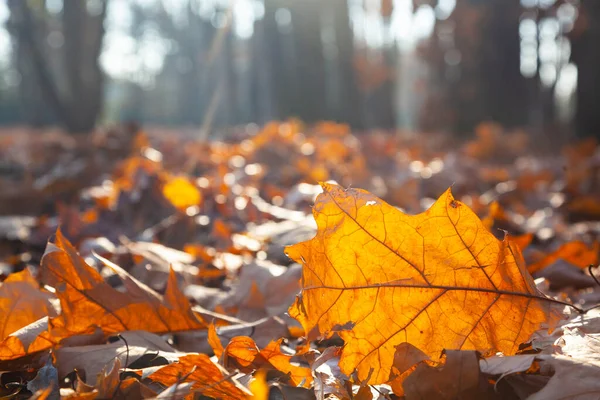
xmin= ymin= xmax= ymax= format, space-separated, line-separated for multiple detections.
xmin=287 ymin=183 xmax=562 ymax=384
xmin=162 ymin=175 xmax=202 ymax=211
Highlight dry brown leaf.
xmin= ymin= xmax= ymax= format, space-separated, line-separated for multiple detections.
xmin=529 ymin=355 xmax=600 ymax=400
xmin=311 ymin=347 xmax=351 ymax=400
xmin=54 ymin=330 xmax=181 ymax=385
xmin=287 ymin=183 xmax=562 ymax=383
xmin=402 ymin=350 xmax=484 ymax=400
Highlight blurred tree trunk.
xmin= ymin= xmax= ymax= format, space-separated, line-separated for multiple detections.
xmin=289 ymin=0 xmax=327 ymax=122
xmin=571 ymin=0 xmax=600 ymax=137
xmin=418 ymin=0 xmax=527 ymax=134
xmin=329 ymin=0 xmax=363 ymax=128
xmin=481 ymin=0 xmax=527 ymax=128
xmin=249 ymin=17 xmax=274 ymax=123
xmin=264 ymin=0 xmax=296 ymax=120
xmin=7 ymin=0 xmax=107 ymax=134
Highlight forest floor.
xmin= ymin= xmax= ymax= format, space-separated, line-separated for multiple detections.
xmin=0 ymin=121 xmax=599 ymax=399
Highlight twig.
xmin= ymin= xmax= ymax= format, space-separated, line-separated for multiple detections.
xmin=112 ymin=333 xmax=130 ymax=398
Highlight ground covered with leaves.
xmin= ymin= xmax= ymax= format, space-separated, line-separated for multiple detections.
xmin=1 ymin=122 xmax=600 ymax=399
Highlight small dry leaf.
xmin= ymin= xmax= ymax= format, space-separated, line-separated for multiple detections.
xmin=145 ymin=353 xmax=250 ymax=399
xmin=528 ymin=241 xmax=599 ymax=274
xmin=223 ymin=336 xmax=312 ymax=387
xmin=402 ymin=351 xmax=483 ymax=400
xmin=162 ymin=175 xmax=202 ymax=211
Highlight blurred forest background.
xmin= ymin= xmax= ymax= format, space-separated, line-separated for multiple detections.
xmin=0 ymin=0 xmax=597 ymax=138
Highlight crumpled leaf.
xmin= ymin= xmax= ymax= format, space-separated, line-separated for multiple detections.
xmin=144 ymin=353 xmax=250 ymax=399
xmin=55 ymin=330 xmax=181 ymax=385
xmin=287 ymin=183 xmax=561 ymax=383
xmin=311 ymin=347 xmax=351 ymax=400
xmin=529 ymin=355 xmax=600 ymax=400
xmin=479 ymin=354 xmax=536 ymax=377
xmin=26 ymin=357 xmax=59 ymax=400
xmin=529 ymin=241 xmax=599 ymax=274
xmin=41 ymin=229 xmax=206 ymax=343
xmin=222 ymin=336 xmax=312 ymax=387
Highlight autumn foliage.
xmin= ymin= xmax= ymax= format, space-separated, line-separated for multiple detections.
xmin=0 ymin=122 xmax=600 ymax=399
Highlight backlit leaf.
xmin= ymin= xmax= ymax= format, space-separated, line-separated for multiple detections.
xmin=287 ymin=183 xmax=562 ymax=384
xmin=145 ymin=353 xmax=249 ymax=399
xmin=42 ymin=229 xmax=206 ymax=343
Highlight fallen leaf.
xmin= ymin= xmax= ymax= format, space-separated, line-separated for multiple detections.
xmin=402 ymin=350 xmax=484 ymax=400
xmin=55 ymin=330 xmax=181 ymax=385
xmin=529 ymin=355 xmax=600 ymax=400
xmin=222 ymin=336 xmax=312 ymax=387
xmin=162 ymin=175 xmax=202 ymax=211
xmin=510 ymin=233 xmax=533 ymax=252
xmin=529 ymin=241 xmax=599 ymax=274
xmin=208 ymin=324 xmax=224 ymax=358
xmin=479 ymin=354 xmax=536 ymax=376
xmin=311 ymin=347 xmax=351 ymax=400
xmin=41 ymin=229 xmax=206 ymax=345
xmin=26 ymin=357 xmax=59 ymax=400
xmin=249 ymin=369 xmax=269 ymax=400
xmin=287 ymin=183 xmax=562 ymax=383
xmin=144 ymin=353 xmax=250 ymax=399
xmin=0 ymin=269 xmax=54 ymax=341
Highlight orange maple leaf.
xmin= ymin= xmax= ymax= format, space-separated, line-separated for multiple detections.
xmin=287 ymin=183 xmax=563 ymax=384
xmin=41 ymin=229 xmax=206 ymax=342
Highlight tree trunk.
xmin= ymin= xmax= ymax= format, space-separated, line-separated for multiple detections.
xmin=289 ymin=0 xmax=327 ymax=122
xmin=7 ymin=0 xmax=107 ymax=134
xmin=572 ymin=0 xmax=600 ymax=137
xmin=329 ymin=0 xmax=364 ymax=128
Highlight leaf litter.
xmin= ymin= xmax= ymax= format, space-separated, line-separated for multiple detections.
xmin=0 ymin=122 xmax=600 ymax=398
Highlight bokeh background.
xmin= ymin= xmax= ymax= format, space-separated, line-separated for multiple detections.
xmin=0 ymin=0 xmax=597 ymax=140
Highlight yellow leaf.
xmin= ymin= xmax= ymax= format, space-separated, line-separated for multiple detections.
xmin=249 ymin=369 xmax=269 ymax=400
xmin=162 ymin=176 xmax=202 ymax=211
xmin=287 ymin=183 xmax=562 ymax=384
